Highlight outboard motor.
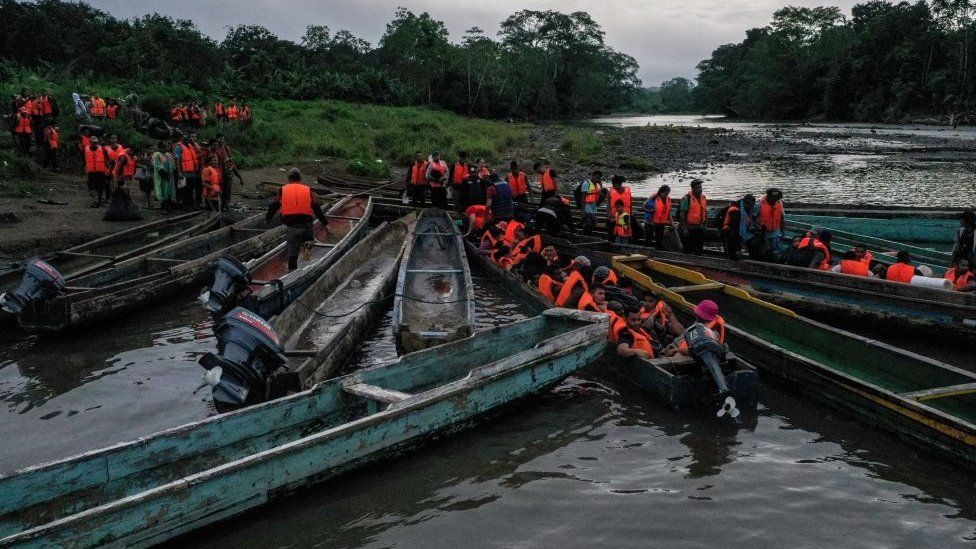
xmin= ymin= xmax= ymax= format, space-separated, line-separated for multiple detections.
xmin=1 ymin=259 xmax=66 ymax=315
xmin=197 ymin=307 xmax=296 ymax=413
xmin=201 ymin=256 xmax=252 ymax=318
xmin=683 ymin=323 xmax=739 ymax=422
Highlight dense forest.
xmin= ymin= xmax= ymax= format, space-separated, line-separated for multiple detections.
xmin=0 ymin=0 xmax=641 ymax=120
xmin=692 ymin=1 xmax=976 ymax=122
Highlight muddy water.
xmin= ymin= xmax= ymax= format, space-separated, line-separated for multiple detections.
xmin=5 ymin=262 xmax=976 ymax=548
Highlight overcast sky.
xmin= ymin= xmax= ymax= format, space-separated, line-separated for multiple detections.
xmin=85 ymin=0 xmax=861 ymax=86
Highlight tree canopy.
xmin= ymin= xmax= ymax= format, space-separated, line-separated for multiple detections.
xmin=0 ymin=1 xmax=642 ymax=119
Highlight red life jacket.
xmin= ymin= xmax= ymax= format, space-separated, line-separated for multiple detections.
xmin=280 ymin=183 xmax=314 ymax=216
xmin=507 ymin=172 xmax=528 ymax=197
xmin=227 ymin=105 xmax=239 ymax=119
xmin=40 ymin=95 xmax=54 ymax=115
xmin=14 ymin=114 xmax=31 ymax=134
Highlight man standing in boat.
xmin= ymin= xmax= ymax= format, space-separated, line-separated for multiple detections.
xmin=266 ymin=168 xmax=330 ymax=271
xmin=679 ymin=179 xmax=707 ymax=255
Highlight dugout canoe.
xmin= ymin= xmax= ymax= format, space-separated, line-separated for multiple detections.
xmin=613 ymin=254 xmax=976 ymax=466
xmin=274 ymin=213 xmax=416 ymax=387
xmin=393 ymin=208 xmax=475 ymax=353
xmin=10 ymin=210 xmax=299 ymax=333
xmin=206 ymin=195 xmax=372 ymax=319
xmin=463 ymin=238 xmax=758 ymax=413
xmin=569 ymin=240 xmax=976 ymax=344
xmin=0 ymin=309 xmax=607 ymax=547
xmin=0 ymin=211 xmax=217 ymax=292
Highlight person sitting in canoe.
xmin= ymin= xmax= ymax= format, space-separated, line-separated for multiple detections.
xmin=537 ymin=263 xmax=566 ymax=302
xmin=592 ymin=265 xmax=619 ymax=287
xmin=614 ymin=306 xmax=661 ymax=360
xmin=640 ymin=292 xmax=685 ymax=343
xmin=884 ymin=250 xmax=920 ymax=284
xmin=578 ymin=285 xmax=608 ymax=313
xmin=788 ymin=229 xmax=834 ymax=271
xmin=554 ymin=256 xmax=592 ymax=308
xmin=265 ymin=168 xmax=331 ymax=271
xmin=664 ymin=300 xmax=725 ymax=356
xmin=945 ymin=259 xmax=976 ymax=292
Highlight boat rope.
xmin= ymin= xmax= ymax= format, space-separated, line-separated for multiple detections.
xmin=290 ymin=292 xmax=472 ymax=319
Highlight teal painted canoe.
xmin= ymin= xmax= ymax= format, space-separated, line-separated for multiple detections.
xmin=569 ymin=240 xmax=976 ymax=345
xmin=788 ymin=214 xmax=960 ymax=245
xmin=0 ymin=309 xmax=608 ymax=547
xmin=463 ymin=238 xmax=759 ymax=414
xmin=274 ymin=213 xmax=416 ymax=388
xmin=393 ymin=208 xmax=476 ymax=354
xmin=613 ymin=254 xmax=976 ymax=466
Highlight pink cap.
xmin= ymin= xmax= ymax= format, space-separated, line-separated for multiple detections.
xmin=693 ymin=299 xmax=719 ymax=322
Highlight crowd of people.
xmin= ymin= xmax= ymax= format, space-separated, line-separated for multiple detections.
xmin=170 ymin=101 xmax=250 ymax=130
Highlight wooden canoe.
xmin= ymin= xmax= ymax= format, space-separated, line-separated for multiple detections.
xmin=569 ymin=240 xmax=976 ymax=344
xmin=0 ymin=211 xmax=218 ymax=292
xmin=274 ymin=212 xmax=416 ymax=388
xmin=234 ymin=194 xmax=372 ymax=319
xmin=613 ymin=254 xmax=976 ymax=466
xmin=12 ymin=209 xmax=303 ymax=333
xmin=393 ymin=208 xmax=476 ymax=353
xmin=463 ymin=238 xmax=759 ymax=413
xmin=788 ymin=213 xmax=959 ymax=245
xmin=0 ymin=309 xmax=608 ymax=547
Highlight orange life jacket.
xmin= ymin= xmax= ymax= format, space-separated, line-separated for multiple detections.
xmin=945 ymin=268 xmax=975 ymax=291
xmin=515 ymin=234 xmax=543 ymax=255
xmin=758 ymin=198 xmax=784 ymax=231
xmin=614 ymin=213 xmax=632 ymax=238
xmin=104 ymin=144 xmax=123 ymax=163
xmin=839 ymin=259 xmax=869 ymax=277
xmin=452 ymin=162 xmax=467 ymax=185
xmin=215 ymin=102 xmax=225 ymax=116
xmin=885 ymin=263 xmax=916 ymax=284
xmin=609 ymin=186 xmax=632 ymax=219
xmin=241 ymin=106 xmax=251 ymax=119
xmin=80 ymin=135 xmax=91 ymax=151
xmin=607 ymin=312 xmax=626 ymax=342
xmin=577 ymin=292 xmax=602 ymax=312
xmin=583 ymin=180 xmax=602 ymax=204
xmin=14 ymin=114 xmax=31 ymax=134
xmin=797 ymin=236 xmax=831 ymax=270
xmin=679 ymin=317 xmax=725 ymax=352
xmin=722 ymin=205 xmax=740 ymax=232
xmin=652 ymin=196 xmax=672 ymax=224
xmin=85 ymin=146 xmax=109 ymax=174
xmin=466 ymin=205 xmax=488 ymax=231
xmin=171 ymin=107 xmax=183 ymax=121
xmin=178 ymin=142 xmax=200 ymax=173
xmin=641 ymin=301 xmax=668 ymax=324
xmin=113 ymin=151 xmax=136 ymax=179
xmin=40 ymin=95 xmax=54 ymax=115
xmin=481 ymin=230 xmax=497 ymax=250
xmin=507 ymin=172 xmax=528 ymax=197
xmin=538 ymin=274 xmax=560 ymax=302
xmin=427 ymin=160 xmax=448 ymax=188
xmin=227 ymin=105 xmax=239 ymax=119
xmin=599 ymin=269 xmax=619 ymax=286
xmin=91 ymin=98 xmax=106 ymax=117
xmin=45 ymin=127 xmax=59 ymax=148
xmin=280 ymin=183 xmax=314 ymax=217
xmin=25 ymin=99 xmax=40 ymax=116
xmin=612 ymin=323 xmax=655 ymax=357
xmin=685 ymin=193 xmax=707 ymax=226
xmin=540 ymin=169 xmax=557 ymax=192
xmin=106 ymin=104 xmax=119 ymax=119
xmin=503 ymin=221 xmax=524 ymax=246
xmin=202 ymin=166 xmax=222 ymax=198
xmin=410 ymin=161 xmax=429 ymax=185
xmin=554 ymin=269 xmax=588 ymax=308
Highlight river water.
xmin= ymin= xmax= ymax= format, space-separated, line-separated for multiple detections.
xmin=590 ymin=115 xmax=976 ymax=207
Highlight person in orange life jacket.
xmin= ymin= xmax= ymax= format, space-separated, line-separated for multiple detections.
xmin=791 ymin=229 xmax=833 ymax=270
xmin=639 ymin=292 xmax=685 ymax=344
xmin=605 ymin=300 xmax=627 ymax=340
xmin=591 ymin=266 xmax=619 ymax=290
xmin=425 ymin=150 xmax=450 ymax=209
xmin=13 ymin=108 xmax=32 ymax=156
xmin=579 ymin=171 xmax=604 ymax=235
xmin=201 ymin=156 xmax=223 ymax=212
xmin=578 ymin=285 xmax=608 ymax=312
xmin=951 ymin=210 xmax=976 ymax=267
xmin=451 ymin=151 xmax=470 ymax=211
xmin=463 ymin=204 xmax=489 ymax=239
xmin=945 ymin=259 xmax=976 ymax=292
xmin=722 ymin=194 xmax=757 ymax=260
xmin=643 ymin=185 xmax=673 ymax=249
xmin=834 ymin=250 xmax=873 ymax=277
xmin=403 ymin=150 xmax=428 ymax=206
xmin=174 ymin=132 xmax=204 ymax=210
xmin=535 ymin=161 xmax=559 ymax=202
xmin=758 ymin=187 xmax=785 ymax=253
xmin=26 ymin=94 xmax=44 ymax=145
xmin=266 ymin=168 xmax=331 ymax=271
xmin=490 ymin=243 xmax=514 ymax=271
xmin=883 ymin=250 xmax=919 ymax=283
xmin=665 ymin=299 xmax=724 ymax=357
xmin=42 ymin=123 xmax=60 ymax=170
xmin=84 ymin=136 xmax=111 ymax=207
xmin=112 ymin=146 xmax=136 ymax=188
xmin=506 ymin=161 xmax=529 ymax=204
xmin=554 ymin=255 xmax=593 ymax=308
xmin=616 ymin=308 xmax=659 ymax=360
xmin=679 ymin=179 xmax=708 ymax=255
xmin=607 ymin=175 xmax=633 ymax=242
xmin=486 ymin=173 xmax=514 ymax=222
xmin=537 ymin=264 xmax=566 ymax=302
xmin=612 ymin=199 xmax=632 ymax=244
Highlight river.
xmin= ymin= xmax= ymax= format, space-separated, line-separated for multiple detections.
xmin=590 ymin=115 xmax=976 ymax=207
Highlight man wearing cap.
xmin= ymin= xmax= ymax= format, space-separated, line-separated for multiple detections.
xmin=266 ymin=168 xmax=331 ymax=271
xmin=758 ymin=188 xmax=786 ymax=258
xmin=679 ymin=179 xmax=707 ymax=255
xmin=426 ymin=151 xmax=449 ymax=209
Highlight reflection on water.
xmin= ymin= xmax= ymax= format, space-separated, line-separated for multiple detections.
xmin=634 ymin=154 xmax=976 ymax=206
xmin=184 ymin=376 xmax=976 ymax=549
